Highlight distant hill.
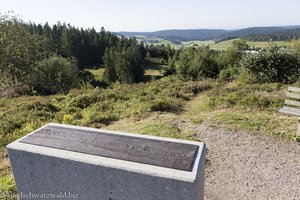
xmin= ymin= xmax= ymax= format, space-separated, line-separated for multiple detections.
xmin=116 ymin=26 xmax=300 ymax=42
xmin=147 ymin=29 xmax=227 ymax=41
xmin=117 ymin=29 xmax=228 ymax=41
xmin=219 ymin=26 xmax=300 ymax=42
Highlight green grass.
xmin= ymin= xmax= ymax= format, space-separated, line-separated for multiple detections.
xmin=1 ymin=76 xmax=299 ymax=194
xmin=147 ymin=37 xmax=292 ymax=50
xmin=208 ymin=110 xmax=296 ymax=138
xmin=0 ymin=76 xmax=213 ymax=150
xmin=136 ymin=36 xmax=182 ymax=49
xmin=183 ymin=81 xmax=297 ymax=140
xmin=88 ymin=59 xmax=167 ymax=80
xmin=0 ymin=76 xmax=213 ymax=194
xmin=0 ymin=175 xmax=16 ymax=200
xmin=246 ymin=40 xmax=291 ymax=49
xmin=144 ymin=38 xmax=215 ymax=49
xmin=143 ymin=58 xmax=167 ymax=77
xmin=211 ymin=38 xmax=292 ymax=51
xmin=181 ymin=40 xmax=214 ymax=48
xmin=106 ymin=112 xmax=199 ymax=141
xmin=0 ymin=77 xmax=213 ymax=190
xmin=87 ymin=68 xmax=105 ymax=81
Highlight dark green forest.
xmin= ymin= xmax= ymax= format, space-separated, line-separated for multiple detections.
xmin=119 ymin=26 xmax=300 ymax=42
xmin=26 ymin=23 xmax=119 ymax=68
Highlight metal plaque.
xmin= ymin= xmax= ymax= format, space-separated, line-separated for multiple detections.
xmin=19 ymin=125 xmax=198 ymax=171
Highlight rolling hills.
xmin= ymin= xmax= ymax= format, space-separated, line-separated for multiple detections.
xmin=117 ymin=25 xmax=300 ymax=42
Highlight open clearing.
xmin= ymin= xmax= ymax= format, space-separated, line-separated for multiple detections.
xmin=1 ymin=68 xmax=299 ymax=199
xmin=105 ymin=92 xmax=300 ymax=200
xmin=210 ymin=39 xmax=291 ymax=51
xmin=144 ymin=37 xmax=292 ymax=50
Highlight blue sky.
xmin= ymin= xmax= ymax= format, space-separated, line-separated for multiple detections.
xmin=1 ymin=0 xmax=300 ymax=32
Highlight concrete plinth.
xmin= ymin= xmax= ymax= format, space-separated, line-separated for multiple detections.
xmin=7 ymin=123 xmax=206 ymax=200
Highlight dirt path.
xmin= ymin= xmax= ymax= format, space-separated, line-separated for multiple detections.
xmin=194 ymin=124 xmax=300 ymax=200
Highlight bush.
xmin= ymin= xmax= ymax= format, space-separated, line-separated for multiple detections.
xmin=150 ymin=98 xmax=179 ymax=112
xmin=0 ymin=83 xmax=32 ymax=97
xmin=218 ymin=66 xmax=240 ymax=82
xmin=69 ymin=94 xmax=97 ymax=109
xmin=33 ymin=55 xmax=79 ymax=94
xmin=240 ymin=45 xmax=300 ymax=84
xmin=88 ymin=113 xmax=118 ymax=126
xmin=175 ymin=47 xmax=220 ymax=80
xmin=0 ymin=97 xmax=57 ymax=136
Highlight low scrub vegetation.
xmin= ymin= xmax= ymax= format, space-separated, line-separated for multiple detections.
xmin=183 ymin=81 xmax=296 ymax=141
xmin=0 ymin=77 xmax=213 ymax=151
xmin=207 ymin=83 xmax=285 ymax=111
xmin=0 ymin=77 xmax=214 ymax=196
xmin=2 ymin=13 xmax=300 ymax=198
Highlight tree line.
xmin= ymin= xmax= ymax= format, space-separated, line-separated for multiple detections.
xmin=26 ymin=22 xmax=119 ymax=68
xmin=245 ymin=28 xmax=300 ymax=42
xmin=2 ymin=13 xmax=300 ymax=97
xmin=0 ymin=13 xmax=148 ymax=95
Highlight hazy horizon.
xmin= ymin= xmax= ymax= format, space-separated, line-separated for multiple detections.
xmin=1 ymin=0 xmax=300 ymax=32
xmin=116 ymin=25 xmax=300 ymax=33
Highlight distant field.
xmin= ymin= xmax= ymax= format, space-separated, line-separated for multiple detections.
xmin=247 ymin=40 xmax=291 ymax=49
xmin=210 ymin=39 xmax=292 ymax=51
xmin=88 ymin=68 xmax=105 ymax=80
xmin=181 ymin=40 xmax=214 ymax=48
xmin=88 ymin=59 xmax=166 ymax=80
xmin=143 ymin=37 xmax=292 ymax=50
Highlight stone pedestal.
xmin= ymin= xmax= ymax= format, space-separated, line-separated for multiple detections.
xmin=7 ymin=123 xmax=206 ymax=200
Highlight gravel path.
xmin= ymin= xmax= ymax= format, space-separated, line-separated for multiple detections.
xmin=194 ymin=124 xmax=300 ymax=200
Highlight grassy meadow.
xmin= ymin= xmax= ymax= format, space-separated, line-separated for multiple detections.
xmin=143 ymin=37 xmax=292 ymax=50
xmin=211 ymin=39 xmax=292 ymax=51
xmin=1 ymin=65 xmax=299 ymax=198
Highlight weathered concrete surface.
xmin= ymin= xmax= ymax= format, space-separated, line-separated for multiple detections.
xmin=7 ymin=123 xmax=206 ymax=200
